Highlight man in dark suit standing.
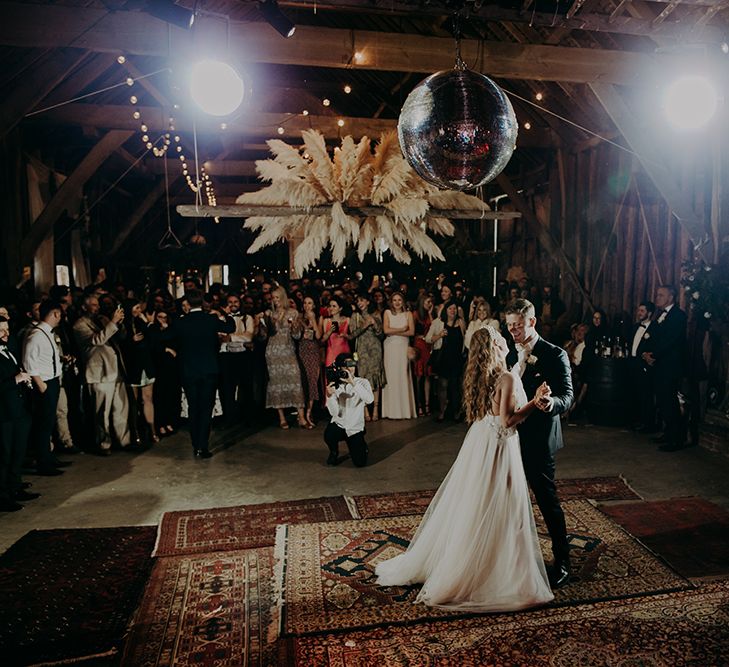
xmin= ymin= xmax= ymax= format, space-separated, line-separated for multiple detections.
xmin=642 ymin=285 xmax=687 ymax=452
xmin=0 ymin=316 xmax=37 ymax=511
xmin=628 ymin=300 xmax=656 ymax=432
xmin=171 ymin=290 xmax=235 ymax=458
xmin=505 ymin=299 xmax=574 ymax=588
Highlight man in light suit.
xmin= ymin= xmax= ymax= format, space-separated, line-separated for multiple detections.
xmin=505 ymin=299 xmax=574 ymax=588
xmin=73 ymin=295 xmax=130 ymax=455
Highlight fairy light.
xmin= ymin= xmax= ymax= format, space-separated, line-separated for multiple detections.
xmin=302 ymin=109 xmax=309 ymax=116
xmin=337 ymin=119 xmax=344 ymax=127
xmin=344 ymin=84 xmax=352 ymax=94
xmin=277 ymin=126 xmax=285 ymax=134
xmin=535 ymin=92 xmax=544 ymax=101
xmin=322 ymin=98 xmax=331 ymax=107
xmin=524 ymin=121 xmax=531 ymax=130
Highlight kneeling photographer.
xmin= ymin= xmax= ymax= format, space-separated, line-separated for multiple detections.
xmin=324 ymin=352 xmax=373 ymax=467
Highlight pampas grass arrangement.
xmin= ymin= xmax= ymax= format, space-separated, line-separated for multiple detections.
xmin=237 ymin=130 xmax=489 ymax=274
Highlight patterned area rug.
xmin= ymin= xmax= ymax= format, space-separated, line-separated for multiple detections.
xmin=277 ymin=500 xmax=691 ymax=635
xmin=153 ymin=496 xmax=353 ymax=557
xmin=290 ymin=580 xmax=729 ymax=666
xmin=600 ymin=497 xmax=729 ymax=578
xmin=347 ymin=476 xmax=640 ymax=519
xmin=0 ymin=526 xmax=156 ymax=666
xmin=122 ymin=547 xmax=284 ymax=667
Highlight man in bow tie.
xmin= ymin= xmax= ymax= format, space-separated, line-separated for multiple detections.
xmin=0 ymin=316 xmax=36 ymax=510
xmin=628 ymin=300 xmax=656 ymax=432
xmin=505 ymin=299 xmax=574 ymax=588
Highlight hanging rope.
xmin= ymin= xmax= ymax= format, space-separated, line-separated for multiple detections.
xmin=158 ymin=150 xmax=182 ymax=249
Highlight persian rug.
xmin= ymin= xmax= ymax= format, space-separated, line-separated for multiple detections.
xmin=121 ymin=547 xmax=285 ymax=667
xmin=346 ymin=475 xmax=641 ymax=519
xmin=0 ymin=526 xmax=156 ymax=667
xmin=277 ymin=500 xmax=691 ymax=635
xmin=600 ymin=497 xmax=729 ymax=578
xmin=290 ymin=580 xmax=729 ymax=666
xmin=153 ymin=495 xmax=353 ymax=557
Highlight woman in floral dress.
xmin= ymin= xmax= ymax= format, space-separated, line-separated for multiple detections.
xmin=298 ymin=295 xmax=321 ymax=427
xmin=261 ymin=286 xmax=308 ymax=429
xmin=349 ymin=292 xmax=386 ymax=421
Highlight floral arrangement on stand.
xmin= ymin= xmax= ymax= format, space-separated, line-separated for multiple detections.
xmin=236 ymin=130 xmax=489 ymax=275
xmin=680 ymin=255 xmax=729 ymax=323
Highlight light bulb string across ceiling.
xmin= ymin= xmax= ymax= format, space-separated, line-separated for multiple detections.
xmin=25 ymin=68 xmax=172 ymax=118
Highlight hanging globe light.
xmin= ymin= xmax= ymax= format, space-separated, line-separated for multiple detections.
xmin=398 ymin=67 xmax=518 ymax=190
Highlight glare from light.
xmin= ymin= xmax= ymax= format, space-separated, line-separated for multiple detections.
xmin=722 ymin=42 xmax=729 ymax=54
xmin=190 ymin=60 xmax=245 ymax=117
xmin=353 ymin=51 xmax=365 ymax=64
xmin=663 ymin=75 xmax=718 ymax=130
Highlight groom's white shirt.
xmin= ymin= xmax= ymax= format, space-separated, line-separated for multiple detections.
xmin=516 ymin=336 xmax=537 ymax=377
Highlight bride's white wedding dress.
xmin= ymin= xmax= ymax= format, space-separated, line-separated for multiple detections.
xmin=375 ymin=370 xmax=554 ymax=612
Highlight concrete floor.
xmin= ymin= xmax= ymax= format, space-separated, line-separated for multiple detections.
xmin=2 ymin=417 xmax=729 ymax=553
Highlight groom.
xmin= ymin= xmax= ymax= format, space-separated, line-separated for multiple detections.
xmin=505 ymin=299 xmax=574 ymax=588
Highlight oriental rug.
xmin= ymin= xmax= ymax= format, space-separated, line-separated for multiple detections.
xmin=0 ymin=526 xmax=156 ymax=667
xmin=346 ymin=475 xmax=640 ymax=519
xmin=600 ymin=497 xmax=729 ymax=578
xmin=290 ymin=580 xmax=729 ymax=666
xmin=153 ymin=495 xmax=352 ymax=557
xmin=121 ymin=547 xmax=284 ymax=667
xmin=277 ymin=500 xmax=691 ymax=635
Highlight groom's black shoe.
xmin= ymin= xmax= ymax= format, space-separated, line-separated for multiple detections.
xmin=548 ymin=559 xmax=571 ymax=589
xmin=326 ymin=451 xmax=340 ymax=466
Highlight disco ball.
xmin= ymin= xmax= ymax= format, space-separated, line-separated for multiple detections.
xmin=398 ymin=69 xmax=518 ymax=190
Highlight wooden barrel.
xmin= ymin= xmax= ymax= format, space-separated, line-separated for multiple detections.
xmin=586 ymin=358 xmax=629 ymax=426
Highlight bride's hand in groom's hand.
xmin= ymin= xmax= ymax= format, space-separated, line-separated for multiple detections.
xmin=534 ymin=382 xmax=553 ymax=411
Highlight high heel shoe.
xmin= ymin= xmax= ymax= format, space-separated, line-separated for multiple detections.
xmin=279 ymin=420 xmax=290 ymax=430
xmin=297 ymin=418 xmax=313 ymax=429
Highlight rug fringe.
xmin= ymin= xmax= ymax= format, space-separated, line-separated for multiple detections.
xmin=344 ymin=495 xmax=361 ymax=519
xmin=28 ymin=648 xmax=118 ymax=667
xmin=151 ymin=510 xmax=168 ymax=557
xmin=272 ymin=524 xmax=289 ymax=640
xmin=618 ymin=474 xmax=644 ymax=500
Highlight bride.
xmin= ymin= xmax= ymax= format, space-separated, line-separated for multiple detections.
xmin=375 ymin=325 xmax=554 ymax=612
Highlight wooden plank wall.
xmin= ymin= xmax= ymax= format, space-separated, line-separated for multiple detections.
xmin=499 ymin=141 xmax=694 ymax=321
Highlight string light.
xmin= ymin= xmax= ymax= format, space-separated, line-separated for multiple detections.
xmin=524 ymin=121 xmax=531 ymax=130
xmin=322 ymin=98 xmax=331 ymax=107
xmin=337 ymin=119 xmax=344 ymax=127
xmin=535 ymin=92 xmax=544 ymax=101
xmin=302 ymin=109 xmax=309 ymax=116
xmin=117 ymin=55 xmax=126 ymax=64
xmin=343 ymin=84 xmax=352 ymax=94
xmin=277 ymin=126 xmax=285 ymax=134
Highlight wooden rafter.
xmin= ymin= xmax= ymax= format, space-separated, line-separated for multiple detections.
xmin=0 ymin=3 xmax=697 ymax=85
xmin=0 ymin=47 xmax=87 ymax=140
xmin=653 ymin=0 xmax=683 ymax=26
xmin=21 ymin=129 xmax=134 ymax=261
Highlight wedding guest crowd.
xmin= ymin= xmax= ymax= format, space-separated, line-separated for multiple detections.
xmin=0 ymin=265 xmax=706 ymax=508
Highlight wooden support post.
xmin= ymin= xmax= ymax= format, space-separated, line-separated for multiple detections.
xmin=21 ymin=129 xmax=133 ymax=262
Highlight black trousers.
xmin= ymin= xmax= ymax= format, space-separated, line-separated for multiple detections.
xmin=654 ymin=371 xmax=681 ymax=446
xmin=0 ymin=415 xmax=31 ymax=500
xmin=523 ymin=455 xmax=570 ymax=562
xmin=627 ymin=358 xmax=655 ymax=428
xmin=324 ymin=421 xmax=368 ymax=467
xmin=183 ymin=374 xmax=217 ymax=453
xmin=31 ymin=378 xmax=60 ymax=472
xmin=218 ymin=352 xmax=247 ymax=423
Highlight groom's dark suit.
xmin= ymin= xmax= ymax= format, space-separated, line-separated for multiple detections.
xmin=170 ymin=310 xmax=235 ymax=455
xmin=507 ymin=337 xmax=573 ymax=563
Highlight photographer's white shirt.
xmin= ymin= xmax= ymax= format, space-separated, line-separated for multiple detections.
xmin=326 ymin=377 xmax=374 ymax=436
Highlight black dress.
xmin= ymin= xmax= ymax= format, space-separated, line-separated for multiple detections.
xmin=149 ymin=324 xmax=181 ymax=429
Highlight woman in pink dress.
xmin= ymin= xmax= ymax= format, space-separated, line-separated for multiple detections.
xmin=321 ymin=296 xmax=350 ymax=367
xmin=413 ymin=293 xmax=435 ymax=416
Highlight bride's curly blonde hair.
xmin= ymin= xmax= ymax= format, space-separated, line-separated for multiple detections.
xmin=462 ymin=326 xmax=508 ymax=423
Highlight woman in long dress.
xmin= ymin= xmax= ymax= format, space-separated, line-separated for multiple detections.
xmin=381 ymin=291 xmax=416 ymax=419
xmin=412 ymin=294 xmax=435 ymax=416
xmin=348 ymin=292 xmax=386 ymax=421
xmin=426 ymin=301 xmax=466 ymax=422
xmin=261 ymin=286 xmax=308 ymax=429
xmin=376 ymin=325 xmax=554 ymax=612
xmin=298 ymin=295 xmax=321 ymax=427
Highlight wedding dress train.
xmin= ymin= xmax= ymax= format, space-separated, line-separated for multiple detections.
xmin=375 ymin=371 xmax=554 ymax=612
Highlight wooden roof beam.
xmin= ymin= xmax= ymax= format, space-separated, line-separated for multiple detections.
xmin=0 ymin=3 xmax=698 ymax=85
xmin=28 ymin=103 xmax=558 ymax=149
xmin=21 ymin=129 xmax=134 ymax=261
xmin=609 ymin=0 xmax=633 ymax=23
xmin=652 ymin=0 xmax=683 ymax=26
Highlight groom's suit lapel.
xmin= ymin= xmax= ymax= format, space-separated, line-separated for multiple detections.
xmin=522 ymin=337 xmax=547 ymax=395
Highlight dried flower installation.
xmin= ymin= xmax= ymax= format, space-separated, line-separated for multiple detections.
xmin=236 ymin=130 xmax=489 ymax=274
